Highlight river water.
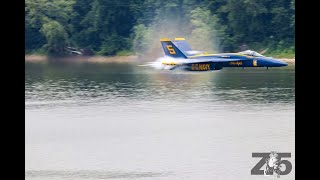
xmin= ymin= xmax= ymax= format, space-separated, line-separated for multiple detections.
xmin=25 ymin=61 xmax=295 ymax=180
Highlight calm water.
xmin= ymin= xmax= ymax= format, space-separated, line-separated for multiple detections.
xmin=25 ymin=61 xmax=295 ymax=180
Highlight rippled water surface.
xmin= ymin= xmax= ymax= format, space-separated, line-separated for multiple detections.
xmin=25 ymin=61 xmax=295 ymax=179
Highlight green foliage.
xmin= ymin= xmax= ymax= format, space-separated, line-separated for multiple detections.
xmin=116 ymin=50 xmax=135 ymax=56
xmin=265 ymin=47 xmax=295 ymax=58
xmin=40 ymin=20 xmax=69 ymax=55
xmin=25 ymin=0 xmax=295 ymax=57
xmin=189 ymin=7 xmax=221 ymax=52
xmin=131 ymin=24 xmax=154 ymax=55
xmin=25 ymin=0 xmax=75 ymax=56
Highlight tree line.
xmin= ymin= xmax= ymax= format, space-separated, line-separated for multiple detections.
xmin=25 ymin=0 xmax=295 ymax=57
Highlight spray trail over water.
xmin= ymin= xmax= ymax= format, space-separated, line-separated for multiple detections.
xmin=139 ymin=57 xmax=177 ymax=70
xmin=132 ymin=6 xmax=222 ymax=60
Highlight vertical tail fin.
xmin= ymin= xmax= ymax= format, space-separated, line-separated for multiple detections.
xmin=160 ymin=38 xmax=187 ymax=59
xmin=172 ymin=37 xmax=192 ymax=52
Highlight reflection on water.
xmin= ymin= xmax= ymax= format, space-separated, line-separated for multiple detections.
xmin=26 ymin=62 xmax=294 ymax=108
xmin=25 ymin=61 xmax=295 ymax=180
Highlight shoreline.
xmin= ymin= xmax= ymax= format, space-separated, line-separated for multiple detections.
xmin=25 ymin=54 xmax=295 ymax=65
xmin=278 ymin=58 xmax=295 ymax=65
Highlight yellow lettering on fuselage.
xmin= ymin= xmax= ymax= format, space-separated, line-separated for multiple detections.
xmin=229 ymin=61 xmax=243 ymax=66
xmin=191 ymin=64 xmax=210 ymax=71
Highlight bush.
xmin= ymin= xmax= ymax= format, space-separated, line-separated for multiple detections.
xmin=116 ymin=50 xmax=134 ymax=56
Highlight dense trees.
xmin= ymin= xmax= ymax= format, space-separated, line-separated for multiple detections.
xmin=25 ymin=0 xmax=76 ymax=55
xmin=25 ymin=0 xmax=295 ymax=57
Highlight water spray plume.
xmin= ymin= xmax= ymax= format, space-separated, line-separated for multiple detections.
xmin=132 ymin=7 xmax=221 ymax=61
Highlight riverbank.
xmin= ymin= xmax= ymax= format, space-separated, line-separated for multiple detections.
xmin=25 ymin=54 xmax=295 ymax=65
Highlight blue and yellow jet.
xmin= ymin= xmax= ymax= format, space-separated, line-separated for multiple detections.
xmin=159 ymin=37 xmax=288 ymax=71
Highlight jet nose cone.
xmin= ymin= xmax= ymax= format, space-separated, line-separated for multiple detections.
xmin=276 ymin=60 xmax=288 ymax=67
xmin=282 ymin=61 xmax=288 ymax=66
xmin=270 ymin=58 xmax=288 ymax=67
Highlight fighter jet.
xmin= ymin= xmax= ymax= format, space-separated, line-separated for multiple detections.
xmin=158 ymin=37 xmax=288 ymax=71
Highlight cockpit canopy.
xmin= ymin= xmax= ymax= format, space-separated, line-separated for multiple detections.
xmin=238 ymin=50 xmax=264 ymax=57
